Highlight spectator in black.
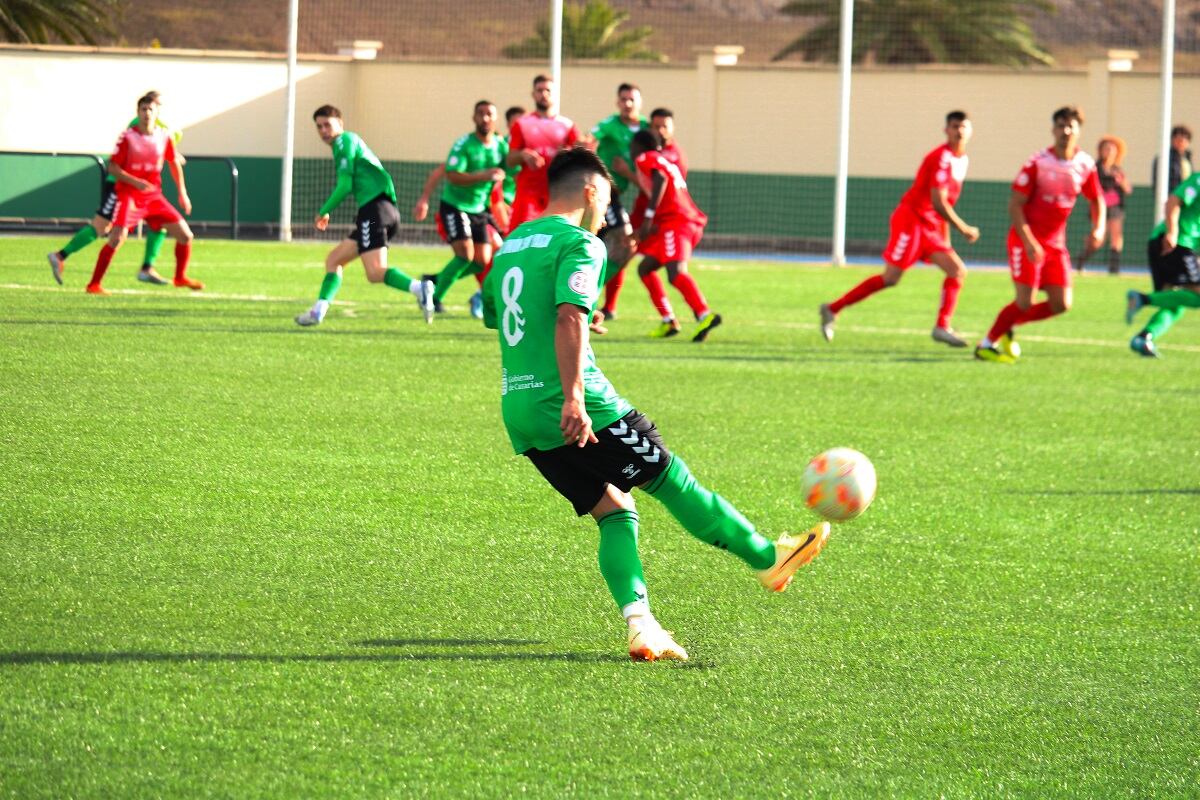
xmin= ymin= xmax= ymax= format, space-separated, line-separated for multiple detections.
xmin=1079 ymin=135 xmax=1132 ymax=274
xmin=1151 ymin=124 xmax=1193 ymax=195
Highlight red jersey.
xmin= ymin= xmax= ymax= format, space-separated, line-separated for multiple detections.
xmin=899 ymin=143 xmax=967 ymax=229
xmin=110 ymin=126 xmax=176 ymax=198
xmin=661 ymin=141 xmax=688 ymax=178
xmin=509 ymin=112 xmax=580 ymax=200
xmin=636 ymin=150 xmax=707 ymax=227
xmin=1011 ymin=147 xmax=1100 ymax=247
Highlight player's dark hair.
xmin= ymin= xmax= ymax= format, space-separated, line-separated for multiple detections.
xmin=474 ymin=99 xmax=495 ymax=113
xmin=505 ymin=106 xmax=525 ymax=123
xmin=137 ymin=91 xmax=161 ymax=108
xmin=1172 ymin=125 xmax=1192 ymax=141
xmin=313 ymin=104 xmax=342 ymax=121
xmin=533 ymin=74 xmax=552 ymax=87
xmin=547 ymin=146 xmax=613 ymax=199
xmin=630 ymin=129 xmax=662 ymax=159
xmin=1052 ymin=105 xmax=1084 ymax=126
xmin=945 ymin=110 xmax=968 ymax=124
xmin=618 ymin=82 xmax=639 ymax=95
xmin=649 ymin=107 xmax=673 ymax=120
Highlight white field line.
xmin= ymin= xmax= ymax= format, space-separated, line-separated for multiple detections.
xmin=2 ymin=281 xmax=1197 ymax=354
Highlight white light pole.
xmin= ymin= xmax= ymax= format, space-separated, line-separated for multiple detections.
xmin=832 ymin=0 xmax=854 ymax=266
xmin=550 ymin=0 xmax=563 ymax=89
xmin=1155 ymin=0 xmax=1177 ymax=224
xmin=279 ymin=0 xmax=299 ymax=242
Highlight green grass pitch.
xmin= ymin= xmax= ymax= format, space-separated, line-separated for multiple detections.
xmin=1 ymin=236 xmax=1197 ymax=797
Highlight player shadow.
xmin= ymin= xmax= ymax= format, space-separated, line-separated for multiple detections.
xmin=1020 ymin=488 xmax=1200 ymax=496
xmin=0 ymin=643 xmax=713 ymax=669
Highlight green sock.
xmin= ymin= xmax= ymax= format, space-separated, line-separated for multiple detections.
xmin=433 ymin=256 xmax=472 ymax=303
xmin=141 ymin=228 xmax=167 ymax=268
xmin=1143 ymin=307 xmax=1183 ymax=339
xmin=318 ymin=272 xmax=342 ymax=302
xmin=597 ymin=509 xmax=648 ymax=612
xmin=644 ymin=456 xmax=775 ymax=571
xmin=60 ymin=224 xmax=98 ymax=257
xmin=383 ymin=267 xmax=415 ymax=292
xmin=1147 ymin=290 xmax=1200 ymax=310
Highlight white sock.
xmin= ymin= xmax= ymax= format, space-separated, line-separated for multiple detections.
xmin=661 ymin=315 xmax=674 ymax=323
xmin=313 ymin=299 xmax=330 ymax=320
xmin=622 ymin=600 xmax=652 ymax=622
xmin=408 ymin=279 xmax=421 ymax=295
xmin=980 ymin=337 xmax=994 ymax=349
xmin=697 ymin=311 xmax=710 ymax=323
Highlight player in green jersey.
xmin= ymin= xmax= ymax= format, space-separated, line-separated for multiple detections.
xmin=47 ymin=91 xmax=179 ymax=287
xmin=482 ymin=148 xmax=829 ymax=662
xmin=296 ymin=105 xmax=433 ymax=327
xmin=592 ymin=83 xmax=649 ymax=323
xmin=425 ymin=101 xmax=509 ymax=316
xmin=1125 ymin=172 xmax=1200 ymax=356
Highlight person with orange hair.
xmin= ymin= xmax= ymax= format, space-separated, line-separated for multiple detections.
xmin=1078 ymin=135 xmax=1132 ymax=274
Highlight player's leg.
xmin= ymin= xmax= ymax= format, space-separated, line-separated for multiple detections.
xmin=430 ymin=204 xmax=476 ymax=310
xmin=50 ymin=210 xmax=114 ymax=284
xmin=359 ymin=200 xmax=433 ymax=321
xmin=820 ymin=208 xmax=916 ymax=341
xmin=664 ymin=259 xmax=721 ymax=343
xmin=296 ymin=238 xmax=356 ymax=326
xmin=1127 ymin=247 xmax=1200 ymax=355
xmin=86 ymin=199 xmax=137 ymax=295
xmin=163 ymin=216 xmax=202 ymax=291
xmin=137 ymin=227 xmax=170 ymax=285
xmin=977 ymin=232 xmax=1040 ymax=362
xmin=636 ymin=255 xmax=679 ymax=337
xmin=929 ymin=249 xmax=968 ymax=347
xmin=599 ymin=199 xmax=634 ymax=319
xmin=1107 ymin=215 xmax=1125 ymax=275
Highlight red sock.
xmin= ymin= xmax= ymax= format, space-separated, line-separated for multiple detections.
xmin=986 ymin=302 xmax=1025 ymax=342
xmin=829 ymin=274 xmax=887 ymax=314
xmin=1016 ymin=302 xmax=1057 ymax=325
xmin=478 ymin=252 xmax=494 ymax=283
xmin=936 ymin=276 xmax=963 ymax=329
xmin=174 ymin=242 xmax=191 ymax=281
xmin=603 ymin=267 xmax=626 ymax=314
xmin=89 ymin=244 xmax=116 ymax=288
xmin=670 ymin=271 xmax=709 ymax=318
xmin=640 ymin=271 xmax=674 ymax=319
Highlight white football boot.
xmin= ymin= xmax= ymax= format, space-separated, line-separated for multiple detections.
xmin=627 ymin=616 xmax=689 ymax=662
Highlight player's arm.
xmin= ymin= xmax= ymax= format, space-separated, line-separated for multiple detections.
xmin=481 ymin=268 xmax=499 ymax=329
xmin=1116 ymin=167 xmax=1132 ymax=195
xmin=1083 ymin=170 xmax=1106 ymax=251
xmin=555 ymin=302 xmax=597 ymax=448
xmin=507 ymin=121 xmax=543 ymax=170
xmin=107 ymin=160 xmax=151 ymax=192
xmin=1162 ymin=196 xmax=1183 ymax=253
xmin=931 ymin=186 xmax=979 ymax=243
xmin=412 ymin=164 xmax=444 ymax=222
xmin=611 ymin=154 xmax=637 ymax=185
xmin=489 ymin=183 xmax=510 ymax=232
xmin=445 ymin=167 xmax=505 ymax=186
xmin=636 ymin=171 xmax=667 ymax=240
xmin=167 ymin=158 xmax=192 ymax=216
xmin=1008 ymin=190 xmax=1042 ymax=263
xmin=316 ymin=139 xmax=355 ymax=229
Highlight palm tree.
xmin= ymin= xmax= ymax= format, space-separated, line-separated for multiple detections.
xmin=773 ymin=0 xmax=1054 ymax=67
xmin=0 ymin=0 xmax=118 ymax=45
xmin=504 ymin=0 xmax=664 ymax=62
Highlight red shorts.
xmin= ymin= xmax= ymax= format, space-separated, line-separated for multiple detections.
xmin=1007 ymin=229 xmax=1071 ymax=289
xmin=508 ymin=192 xmax=548 ymax=234
xmin=113 ymin=192 xmax=182 ymax=231
xmin=637 ymin=219 xmax=704 ymax=264
xmin=882 ymin=205 xmax=950 ymax=269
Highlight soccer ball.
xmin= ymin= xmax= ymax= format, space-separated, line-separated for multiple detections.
xmin=801 ymin=448 xmax=876 ymax=522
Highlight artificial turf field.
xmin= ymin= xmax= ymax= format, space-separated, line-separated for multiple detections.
xmin=1 ymin=235 xmax=1197 ymax=798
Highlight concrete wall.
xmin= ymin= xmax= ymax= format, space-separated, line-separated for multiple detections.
xmin=2 ymin=44 xmax=1194 ymax=184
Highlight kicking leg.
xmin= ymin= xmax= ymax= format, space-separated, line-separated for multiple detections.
xmin=820 ymin=264 xmax=903 ymax=342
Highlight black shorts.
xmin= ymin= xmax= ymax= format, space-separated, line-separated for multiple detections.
xmin=439 ymin=200 xmax=491 ymax=244
xmin=1148 ymin=235 xmax=1200 ymax=290
xmin=598 ymin=192 xmax=630 ymax=239
xmin=347 ymin=194 xmax=400 ymax=254
xmin=95 ymin=182 xmax=119 ymax=221
xmin=524 ymin=410 xmax=672 ymax=516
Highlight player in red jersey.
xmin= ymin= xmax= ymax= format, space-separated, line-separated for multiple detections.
xmin=820 ymin=111 xmax=980 ymax=347
xmin=975 ymin=106 xmax=1105 ymax=363
xmin=629 ymin=129 xmax=721 ymax=342
xmin=506 ymin=74 xmax=581 ymax=233
xmin=628 ymin=107 xmax=689 ymax=233
xmin=85 ymin=92 xmax=200 ymax=295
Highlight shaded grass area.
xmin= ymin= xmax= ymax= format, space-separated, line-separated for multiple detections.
xmin=1 ymin=237 xmax=1197 ymax=798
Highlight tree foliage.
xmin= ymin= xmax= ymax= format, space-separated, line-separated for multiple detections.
xmin=0 ymin=0 xmax=119 ymax=45
xmin=773 ymin=0 xmax=1054 ymax=67
xmin=504 ymin=0 xmax=663 ymax=62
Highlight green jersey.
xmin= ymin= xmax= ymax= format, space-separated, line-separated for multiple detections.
xmin=319 ymin=131 xmax=397 ymax=217
xmin=1151 ymin=172 xmax=1200 ymax=249
xmin=483 ymin=216 xmax=633 ymax=454
xmin=440 ymin=132 xmax=508 ymax=214
xmin=591 ymin=114 xmax=648 ymax=193
xmin=503 ymin=134 xmax=520 ymax=205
